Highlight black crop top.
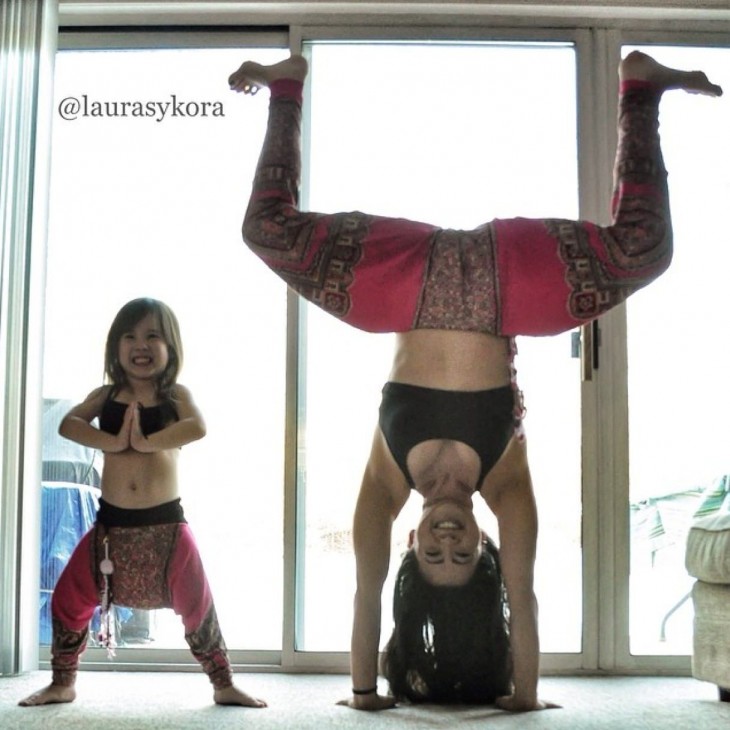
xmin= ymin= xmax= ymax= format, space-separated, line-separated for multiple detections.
xmin=378 ymin=382 xmax=516 ymax=488
xmin=99 ymin=397 xmax=179 ymax=437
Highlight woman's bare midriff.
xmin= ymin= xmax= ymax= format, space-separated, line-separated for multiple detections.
xmin=101 ymin=449 xmax=179 ymax=509
xmin=389 ymin=329 xmax=512 ymax=391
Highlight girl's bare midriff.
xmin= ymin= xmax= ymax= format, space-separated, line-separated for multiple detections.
xmin=101 ymin=448 xmax=179 ymax=509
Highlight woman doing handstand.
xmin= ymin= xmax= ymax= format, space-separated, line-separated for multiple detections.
xmin=228 ymin=50 xmax=722 ymax=712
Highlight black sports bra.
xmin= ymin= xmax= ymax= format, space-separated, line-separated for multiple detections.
xmin=378 ymin=382 xmax=516 ymax=488
xmin=99 ymin=397 xmax=178 ymax=437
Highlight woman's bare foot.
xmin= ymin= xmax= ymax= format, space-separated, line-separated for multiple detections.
xmin=228 ymin=55 xmax=308 ymax=95
xmin=18 ymin=683 xmax=76 ymax=707
xmin=214 ymin=684 xmax=267 ymax=708
xmin=620 ymin=50 xmax=723 ymax=96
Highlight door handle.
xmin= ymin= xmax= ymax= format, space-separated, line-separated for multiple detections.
xmin=581 ymin=320 xmax=600 ymax=382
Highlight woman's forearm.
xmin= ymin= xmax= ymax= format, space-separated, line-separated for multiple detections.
xmin=507 ymin=589 xmax=540 ymax=705
xmin=350 ymin=588 xmax=383 ymax=691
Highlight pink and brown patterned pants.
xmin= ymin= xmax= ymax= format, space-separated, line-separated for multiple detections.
xmin=243 ymin=78 xmax=670 ymax=337
xmin=50 ymin=507 xmax=232 ymax=689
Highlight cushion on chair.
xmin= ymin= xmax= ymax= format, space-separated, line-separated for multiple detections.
xmin=692 ymin=581 xmax=730 ymax=687
xmin=685 ymin=513 xmax=730 ymax=584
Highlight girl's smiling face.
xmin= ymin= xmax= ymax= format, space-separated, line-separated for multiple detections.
xmin=117 ymin=312 xmax=170 ymax=383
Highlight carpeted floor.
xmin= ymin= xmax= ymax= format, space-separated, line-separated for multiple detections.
xmin=0 ymin=671 xmax=728 ymax=729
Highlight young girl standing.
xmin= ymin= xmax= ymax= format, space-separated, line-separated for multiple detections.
xmin=20 ymin=298 xmax=265 ymax=709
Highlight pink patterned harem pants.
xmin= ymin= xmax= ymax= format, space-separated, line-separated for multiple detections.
xmin=243 ymin=78 xmax=670 ymax=337
xmin=49 ymin=501 xmax=232 ymax=689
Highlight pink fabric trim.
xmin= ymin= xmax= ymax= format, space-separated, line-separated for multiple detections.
xmin=344 ymin=216 xmax=435 ymax=332
xmin=269 ymin=78 xmax=303 ymax=104
xmin=51 ymin=529 xmax=99 ymax=631
xmin=494 ymin=216 xmax=577 ymax=336
xmin=619 ymin=79 xmax=654 ymax=94
xmin=167 ymin=524 xmax=214 ymax=633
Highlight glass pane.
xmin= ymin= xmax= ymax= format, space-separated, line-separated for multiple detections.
xmin=43 ymin=46 xmax=288 ymax=652
xmin=627 ymin=46 xmax=730 ymax=656
xmin=299 ymin=42 xmax=581 ymax=653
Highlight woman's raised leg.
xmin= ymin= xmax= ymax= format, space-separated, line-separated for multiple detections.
xmin=494 ymin=51 xmax=722 ymax=337
xmin=230 ymin=55 xmax=439 ymax=334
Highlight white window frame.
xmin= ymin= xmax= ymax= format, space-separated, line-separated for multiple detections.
xmin=2 ymin=2 xmax=727 ymax=679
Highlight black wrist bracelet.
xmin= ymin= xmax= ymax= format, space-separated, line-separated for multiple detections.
xmin=352 ymin=686 xmax=378 ymax=696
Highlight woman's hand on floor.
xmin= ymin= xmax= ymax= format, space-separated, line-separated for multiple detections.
xmin=496 ymin=694 xmax=561 ymax=712
xmin=337 ymin=693 xmax=397 ymax=711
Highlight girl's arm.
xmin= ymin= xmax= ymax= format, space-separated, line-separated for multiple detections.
xmin=340 ymin=430 xmax=408 ymax=712
xmin=130 ymin=383 xmax=206 ymax=453
xmin=59 ymin=386 xmax=130 ymax=453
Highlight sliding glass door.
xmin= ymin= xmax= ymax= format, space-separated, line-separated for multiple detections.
xmin=626 ymin=44 xmax=730 ymax=658
xmin=43 ymin=45 xmax=289 ymax=655
xmin=299 ymin=41 xmax=583 ymax=655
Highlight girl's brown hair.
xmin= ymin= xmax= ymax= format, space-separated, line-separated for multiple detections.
xmin=104 ymin=298 xmax=183 ymax=400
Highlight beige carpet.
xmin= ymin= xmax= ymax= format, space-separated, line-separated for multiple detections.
xmin=0 ymin=671 xmax=727 ymax=729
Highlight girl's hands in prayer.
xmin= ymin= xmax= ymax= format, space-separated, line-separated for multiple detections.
xmin=337 ymin=693 xmax=397 ymax=712
xmin=106 ymin=402 xmax=134 ymax=453
xmin=129 ymin=403 xmax=154 ymax=453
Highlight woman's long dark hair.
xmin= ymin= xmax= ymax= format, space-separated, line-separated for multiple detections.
xmin=381 ymin=538 xmax=512 ymax=704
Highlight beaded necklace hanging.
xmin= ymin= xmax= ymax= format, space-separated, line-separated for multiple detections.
xmin=98 ymin=535 xmax=117 ymax=658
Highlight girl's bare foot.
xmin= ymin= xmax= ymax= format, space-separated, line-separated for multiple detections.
xmin=620 ymin=50 xmax=723 ymax=96
xmin=228 ymin=55 xmax=308 ymax=95
xmin=214 ymin=684 xmax=267 ymax=708
xmin=18 ymin=683 xmax=76 ymax=707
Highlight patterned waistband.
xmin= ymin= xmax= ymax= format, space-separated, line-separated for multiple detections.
xmin=96 ymin=497 xmax=186 ymax=527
